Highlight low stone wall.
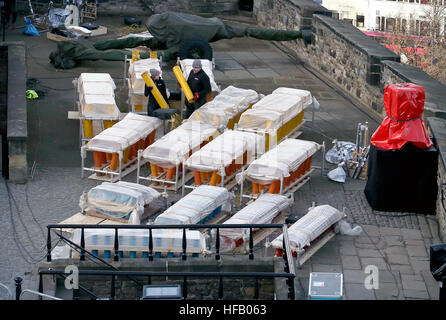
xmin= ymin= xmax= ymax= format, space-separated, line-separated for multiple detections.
xmin=40 ymin=257 xmax=278 ymax=300
xmin=427 ymin=118 xmax=446 ymax=242
xmin=254 ymin=0 xmax=400 ymax=120
xmin=0 ymin=42 xmax=28 ymax=184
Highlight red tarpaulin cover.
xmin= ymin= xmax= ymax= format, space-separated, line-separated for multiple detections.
xmin=370 ymin=83 xmax=433 ymax=150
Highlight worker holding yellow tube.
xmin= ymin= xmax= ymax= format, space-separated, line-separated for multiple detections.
xmin=143 ymin=68 xmax=169 ymax=116
xmin=184 ymin=59 xmax=211 ymax=118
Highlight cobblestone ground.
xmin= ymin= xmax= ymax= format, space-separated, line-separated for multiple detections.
xmin=0 ymin=15 xmax=442 ymax=300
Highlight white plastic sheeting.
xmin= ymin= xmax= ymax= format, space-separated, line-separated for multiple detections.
xmin=77 ymin=73 xmax=120 ymax=120
xmin=180 ymin=59 xmax=219 ymax=92
xmin=80 ymin=94 xmax=120 ymax=120
xmin=272 ymin=87 xmax=313 ymax=108
xmin=185 ymin=130 xmax=265 ymax=173
xmin=143 ymin=121 xmax=219 ymax=168
xmin=85 ymin=181 xmax=160 ymax=224
xmin=271 ymin=205 xmax=344 ymax=252
xmin=128 ymin=58 xmax=162 ymax=94
xmin=238 ymin=88 xmax=308 ymax=130
xmin=72 ymin=228 xmax=207 ymax=253
xmin=220 ymin=194 xmax=290 ymax=243
xmin=77 ymin=73 xmax=116 ymax=91
xmin=246 ymin=139 xmax=319 ymax=182
xmin=154 ymin=185 xmax=231 ymax=225
xmin=85 ymin=113 xmax=162 ymax=153
xmin=216 ymin=85 xmax=262 ymax=106
xmin=188 ymin=86 xmax=261 ymax=128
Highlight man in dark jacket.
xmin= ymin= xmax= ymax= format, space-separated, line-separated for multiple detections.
xmin=144 ymin=68 xmax=168 ymax=117
xmin=185 ymin=59 xmax=211 ymax=118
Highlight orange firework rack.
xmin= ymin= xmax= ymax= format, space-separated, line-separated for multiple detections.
xmin=182 ymin=130 xmax=265 ymax=195
xmin=136 ymin=121 xmax=220 ymax=191
xmin=238 ymin=138 xmax=325 ymax=205
xmin=73 ymin=73 xmax=121 ymax=146
xmin=81 ymin=113 xmax=162 ymax=182
xmin=236 ymin=87 xmax=316 ymax=151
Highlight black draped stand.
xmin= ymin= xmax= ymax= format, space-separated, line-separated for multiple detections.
xmin=364 ymin=143 xmax=438 ymax=215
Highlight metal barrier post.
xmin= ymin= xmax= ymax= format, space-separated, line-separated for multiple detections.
xmin=47 ymin=228 xmax=52 ymax=262
xmin=15 ymin=277 xmax=22 ymax=301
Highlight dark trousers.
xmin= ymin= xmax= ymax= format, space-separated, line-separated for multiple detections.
xmin=185 ymin=96 xmax=206 ymax=118
xmin=147 ymin=99 xmax=160 ymax=117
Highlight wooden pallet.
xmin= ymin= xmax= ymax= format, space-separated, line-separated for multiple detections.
xmin=88 ymin=158 xmax=149 ymax=182
xmin=90 ymin=26 xmax=107 ymax=37
xmin=296 ymin=230 xmax=337 ymax=267
xmin=46 ymin=31 xmax=70 ymax=42
xmin=232 ymin=212 xmax=288 ymax=254
xmin=143 ymin=170 xmax=195 ymax=192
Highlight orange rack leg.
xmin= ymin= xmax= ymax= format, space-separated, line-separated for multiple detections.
xmin=166 ymin=167 xmax=176 ymax=180
xmin=209 ymin=171 xmax=221 ymax=186
xmin=194 ymin=170 xmax=202 ymax=185
xmin=150 ymin=163 xmax=158 ymax=177
xmin=268 ymin=180 xmax=280 ymax=194
xmin=110 ymin=153 xmax=119 ymax=171
xmin=252 ymin=183 xmax=259 ymax=195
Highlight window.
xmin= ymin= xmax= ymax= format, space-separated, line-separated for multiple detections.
xmin=344 ymin=18 xmax=353 ymax=25
xmin=356 ymin=15 xmax=365 ymax=28
xmin=376 ymin=16 xmax=386 ymax=32
xmin=420 ymin=20 xmax=430 ymax=36
xmin=386 ymin=17 xmax=396 ymax=33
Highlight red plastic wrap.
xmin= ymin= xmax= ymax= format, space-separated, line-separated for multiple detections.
xmin=370 ymin=83 xmax=433 ymax=150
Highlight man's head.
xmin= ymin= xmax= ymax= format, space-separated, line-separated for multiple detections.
xmin=150 ymin=68 xmax=160 ymax=80
xmin=192 ymin=59 xmax=202 ymax=74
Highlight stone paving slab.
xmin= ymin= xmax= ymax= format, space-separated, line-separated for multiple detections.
xmin=344 ymin=283 xmax=376 ymax=300
xmin=247 ymin=68 xmax=280 ymax=78
xmin=341 ymin=255 xmax=361 ymax=269
xmin=421 ymin=270 xmax=440 ymax=300
xmin=221 ymin=69 xmax=255 ymax=79
xmin=403 ymin=289 xmax=430 ymax=300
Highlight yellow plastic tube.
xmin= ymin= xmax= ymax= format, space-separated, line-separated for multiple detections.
xmin=172 ymin=66 xmax=194 ymax=103
xmin=131 ymin=49 xmax=140 ymax=63
xmin=83 ymin=120 xmax=93 ymax=138
xmin=103 ymin=120 xmax=116 ymax=129
xmin=141 ymin=72 xmax=169 ymax=109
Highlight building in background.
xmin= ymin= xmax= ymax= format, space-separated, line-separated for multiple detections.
xmin=321 ymin=0 xmax=446 ymax=36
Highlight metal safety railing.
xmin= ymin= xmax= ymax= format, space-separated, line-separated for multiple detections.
xmin=43 ymin=223 xmax=296 ymax=300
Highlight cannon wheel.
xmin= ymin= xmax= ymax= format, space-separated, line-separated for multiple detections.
xmin=178 ymin=39 xmax=213 ymax=60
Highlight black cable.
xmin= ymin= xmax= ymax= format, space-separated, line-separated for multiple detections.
xmin=5 ymin=180 xmax=41 ymax=251
xmin=4 ymin=179 xmax=60 ymax=264
xmin=24 ymin=182 xmax=46 ymax=239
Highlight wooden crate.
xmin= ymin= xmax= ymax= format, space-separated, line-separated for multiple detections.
xmin=81 ymin=2 xmax=97 ymax=22
xmin=90 ymin=26 xmax=107 ymax=37
xmin=46 ymin=31 xmax=70 ymax=42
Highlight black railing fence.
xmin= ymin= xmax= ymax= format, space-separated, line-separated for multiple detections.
xmin=37 ymin=223 xmax=296 ymax=300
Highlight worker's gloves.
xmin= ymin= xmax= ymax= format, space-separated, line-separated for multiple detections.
xmin=147 ymin=86 xmax=153 ymax=91
xmin=194 ymin=92 xmax=199 ymax=101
